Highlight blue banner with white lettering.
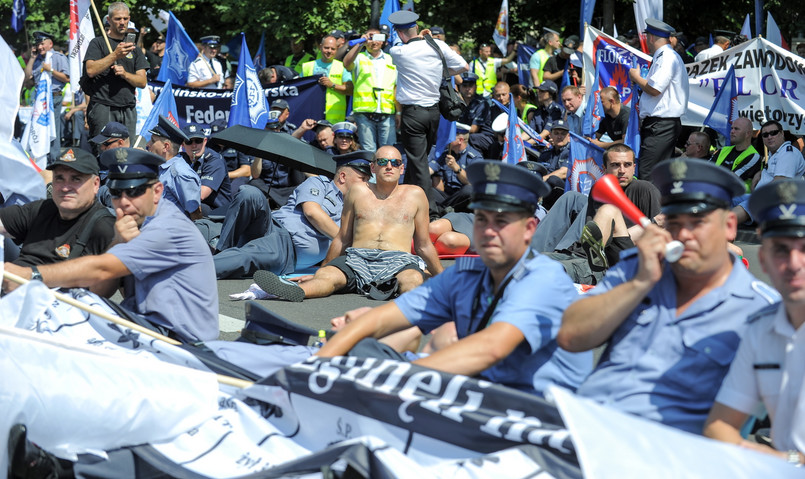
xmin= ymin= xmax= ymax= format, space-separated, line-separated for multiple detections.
xmin=149 ymin=75 xmax=325 ymax=130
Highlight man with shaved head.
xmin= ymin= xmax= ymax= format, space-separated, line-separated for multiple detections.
xmin=711 ymin=117 xmax=761 ymax=193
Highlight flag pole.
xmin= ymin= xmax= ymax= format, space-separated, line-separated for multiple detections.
xmin=88 ymin=0 xmax=113 ymax=55
xmin=2 ymin=271 xmax=253 ymax=389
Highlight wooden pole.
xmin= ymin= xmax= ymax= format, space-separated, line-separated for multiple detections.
xmin=88 ymin=0 xmax=113 ymax=56
xmin=3 ymin=271 xmax=252 ymax=389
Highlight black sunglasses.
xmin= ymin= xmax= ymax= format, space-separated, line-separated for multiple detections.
xmin=109 ymin=183 xmax=152 ymax=199
xmin=374 ymin=158 xmax=403 ymax=167
xmin=102 ymin=139 xmax=118 ymax=147
xmin=761 ymin=129 xmax=781 ymax=138
xmin=185 ymin=138 xmax=205 ymax=145
xmin=335 ymin=133 xmax=354 ymax=139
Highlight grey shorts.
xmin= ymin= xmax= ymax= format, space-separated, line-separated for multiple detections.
xmin=327 ymin=248 xmax=425 ymax=294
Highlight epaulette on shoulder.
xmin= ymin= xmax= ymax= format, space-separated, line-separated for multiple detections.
xmin=751 ymin=280 xmax=781 ymax=305
xmin=747 ymin=302 xmax=781 ymax=324
xmin=456 ymin=256 xmax=485 ymax=272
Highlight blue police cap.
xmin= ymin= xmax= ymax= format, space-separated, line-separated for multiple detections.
xmin=651 ymin=158 xmax=744 ymax=215
xmin=748 ymin=179 xmax=805 ymax=238
xmin=90 ymin=121 xmax=129 ymax=144
xmin=333 ymin=150 xmax=373 ymax=177
xmin=200 ymin=35 xmax=221 ymax=46
xmin=516 ymin=160 xmax=548 ymax=177
xmin=455 ymin=122 xmax=471 ymax=135
xmin=461 ymin=71 xmax=479 ymax=83
xmin=550 ymin=119 xmax=569 ymax=131
xmin=270 ymin=99 xmax=290 ymax=111
xmin=332 ymin=121 xmax=357 ymax=136
xmin=644 ymin=19 xmax=675 ymax=38
xmin=467 ymin=160 xmax=549 ymax=213
xmin=100 ymin=147 xmax=163 ymax=190
xmin=388 ymin=11 xmax=419 ymax=29
xmin=210 ymin=118 xmax=228 ymax=134
xmin=181 ymin=124 xmax=207 ymax=140
xmin=32 ymin=31 xmax=54 ymax=43
xmin=148 ymin=115 xmax=189 ymax=145
xmin=537 ymin=79 xmax=558 ymax=95
xmin=430 ymin=26 xmax=445 ymax=35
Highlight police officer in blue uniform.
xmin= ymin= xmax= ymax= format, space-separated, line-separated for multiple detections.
xmin=317 ymin=160 xmax=593 ymax=395
xmin=428 ymin=122 xmax=482 ymax=214
xmin=146 ymin=115 xmax=202 ymax=217
xmin=560 ymin=158 xmax=780 ymax=434
xmin=456 ymin=71 xmax=495 ymax=157
xmin=208 ymin=118 xmax=252 ymax=191
xmin=214 ymin=151 xmax=372 ymax=278
xmin=180 ymin=123 xmax=232 ymax=214
xmin=705 ymin=179 xmax=805 ymax=463
xmin=5 ymin=147 xmax=219 ymax=343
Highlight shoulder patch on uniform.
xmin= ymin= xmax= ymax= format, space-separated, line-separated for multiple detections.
xmin=747 ymin=302 xmax=781 ymax=324
xmin=786 ymin=145 xmax=793 ymax=152
xmin=466 ymin=151 xmax=476 ymax=158
xmin=456 ymin=256 xmax=485 ymax=272
xmin=751 ymin=280 xmax=781 ymax=305
xmin=309 ymin=188 xmax=320 ymax=196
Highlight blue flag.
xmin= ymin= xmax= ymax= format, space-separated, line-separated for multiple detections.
xmin=582 ymin=59 xmax=603 ymax=137
xmin=380 ymin=0 xmax=401 ymax=46
xmin=517 ymin=44 xmax=536 ymax=86
xmin=253 ymin=30 xmax=266 ymax=70
xmin=566 ymin=131 xmax=605 ymax=195
xmin=156 ymin=11 xmax=199 ymax=86
xmin=11 ymin=0 xmax=25 ymax=32
xmin=559 ymin=63 xmax=571 ymax=92
xmin=138 ymin=80 xmax=179 ymax=142
xmin=580 ymin=0 xmax=596 ymax=38
xmin=708 ymin=33 xmax=714 ymax=47
xmin=703 ymin=65 xmax=737 ymax=145
xmin=490 ymin=98 xmax=549 ymax=148
xmin=741 ymin=14 xmax=752 ymax=38
xmin=433 ymin=80 xmax=457 ymax=155
xmin=624 ymin=83 xmax=641 ymax=163
xmin=754 ymin=0 xmax=763 ymax=41
xmin=503 ymin=93 xmax=527 ymax=165
xmin=229 ymin=33 xmax=269 ymax=129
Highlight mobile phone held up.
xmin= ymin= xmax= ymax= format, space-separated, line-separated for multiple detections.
xmin=124 ymin=33 xmax=137 ymax=44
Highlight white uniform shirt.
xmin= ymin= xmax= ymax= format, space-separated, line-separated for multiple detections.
xmin=187 ymin=54 xmax=225 ymax=89
xmin=639 ymin=44 xmax=689 ymax=119
xmin=715 ymin=303 xmax=805 ymax=451
xmin=390 ymin=37 xmax=467 ymax=107
xmin=756 ymin=141 xmax=805 ymax=189
xmin=694 ymin=44 xmax=725 ymax=62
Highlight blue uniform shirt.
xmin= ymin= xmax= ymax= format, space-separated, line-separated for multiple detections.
xmin=183 ymin=149 xmax=233 ymax=209
xmin=108 ymin=199 xmax=219 ymax=342
xmin=32 ymin=51 xmax=69 ymax=91
xmin=533 ymin=101 xmax=563 ymax=134
xmin=429 ymin=145 xmax=482 ymax=195
xmin=159 ymin=155 xmax=201 ymax=215
xmin=538 ymin=144 xmax=569 ymax=173
xmin=576 ymin=250 xmax=780 ymax=434
xmin=395 ymin=249 xmax=593 ymax=395
xmin=273 ymin=175 xmax=343 ymax=269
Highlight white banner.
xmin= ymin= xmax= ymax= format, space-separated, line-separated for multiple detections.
xmin=68 ymin=0 xmax=94 ymax=89
xmin=682 ymin=37 xmax=805 ymax=135
xmin=0 ymin=35 xmax=24 ymax=143
xmin=135 ymin=85 xmax=154 ymax=134
xmin=21 ymin=51 xmax=56 ymax=166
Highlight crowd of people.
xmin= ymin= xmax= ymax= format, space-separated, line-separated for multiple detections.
xmin=7 ymin=1 xmax=805 ymax=471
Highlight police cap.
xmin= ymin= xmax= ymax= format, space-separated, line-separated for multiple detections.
xmin=270 ymin=99 xmax=290 ymax=111
xmin=516 ymin=160 xmax=548 ymax=177
xmin=460 ymin=71 xmax=479 ymax=83
xmin=100 ymin=147 xmax=163 ymax=190
xmin=200 ymin=35 xmax=221 ymax=46
xmin=467 ymin=160 xmax=550 ymax=213
xmin=644 ymin=19 xmax=675 ymax=38
xmin=332 ymin=121 xmax=357 ymax=136
xmin=47 ymin=147 xmax=100 ymax=176
xmin=210 ymin=118 xmax=228 ymax=134
xmin=748 ymin=179 xmax=805 ymax=238
xmin=388 ymin=11 xmax=419 ymax=29
xmin=334 ymin=150 xmax=373 ymax=177
xmin=148 ymin=115 xmax=189 ymax=145
xmin=651 ymin=158 xmax=744 ymax=215
xmin=537 ymin=79 xmax=558 ymax=95
xmin=90 ymin=121 xmax=129 ymax=144
xmin=32 ymin=31 xmax=54 ymax=43
xmin=430 ymin=26 xmax=445 ymax=35
xmin=181 ymin=124 xmax=207 ymax=140
xmin=455 ymin=122 xmax=471 ymax=135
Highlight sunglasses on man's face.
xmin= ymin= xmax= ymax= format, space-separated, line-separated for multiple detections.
xmin=102 ymin=139 xmax=118 ymax=147
xmin=109 ymin=183 xmax=152 ymax=199
xmin=185 ymin=138 xmax=205 ymax=145
xmin=761 ymin=129 xmax=781 ymax=138
xmin=374 ymin=158 xmax=403 ymax=167
xmin=335 ymin=134 xmax=354 ymax=140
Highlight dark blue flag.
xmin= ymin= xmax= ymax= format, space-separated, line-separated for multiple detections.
xmin=229 ymin=33 xmax=269 ymax=129
xmin=138 ymin=80 xmax=180 ymax=142
xmin=253 ymin=30 xmax=266 ymax=70
xmin=380 ymin=0 xmax=401 ymax=46
xmin=582 ymin=59 xmax=603 ymax=137
xmin=156 ymin=11 xmax=199 ymax=86
xmin=580 ymin=0 xmax=596 ymax=38
xmin=703 ymin=65 xmax=737 ymax=145
xmin=11 ymin=0 xmax=26 ymax=32
xmin=517 ymin=44 xmax=536 ymax=86
xmin=566 ymin=131 xmax=604 ymax=194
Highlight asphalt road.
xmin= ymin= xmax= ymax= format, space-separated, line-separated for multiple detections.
xmin=215 ymin=238 xmax=768 ymax=342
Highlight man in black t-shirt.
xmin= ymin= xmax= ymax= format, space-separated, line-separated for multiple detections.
xmin=0 ymin=148 xmax=114 ymax=269
xmin=83 ymin=2 xmax=149 ymax=147
xmin=591 ymin=87 xmax=629 ymax=149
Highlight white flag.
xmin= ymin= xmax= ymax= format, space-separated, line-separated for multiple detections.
xmin=0 ymin=139 xmax=46 ymax=205
xmin=135 ymin=85 xmax=154 ymax=135
xmin=68 ymin=0 xmax=94 ymax=88
xmin=0 ymin=34 xmax=24 ymax=143
xmin=21 ymin=51 xmax=57 ymax=167
xmin=492 ymin=0 xmax=508 ymax=56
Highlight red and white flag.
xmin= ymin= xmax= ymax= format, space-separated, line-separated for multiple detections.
xmin=68 ymin=0 xmax=94 ymax=87
xmin=632 ymin=0 xmax=663 ymax=54
xmin=492 ymin=0 xmax=508 ymax=56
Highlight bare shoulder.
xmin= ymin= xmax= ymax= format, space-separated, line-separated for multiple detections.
xmin=396 ymin=184 xmax=427 ymax=201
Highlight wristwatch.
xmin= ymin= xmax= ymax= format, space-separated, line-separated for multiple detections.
xmin=787 ymin=450 xmax=802 ymax=466
xmin=30 ymin=265 xmax=42 ymax=282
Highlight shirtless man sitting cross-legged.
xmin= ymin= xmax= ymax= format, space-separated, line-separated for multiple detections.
xmin=254 ymin=145 xmax=444 ymax=301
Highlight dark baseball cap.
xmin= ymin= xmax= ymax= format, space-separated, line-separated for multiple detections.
xmin=90 ymin=122 xmax=129 ymax=144
xmin=47 ymin=147 xmax=100 ymax=175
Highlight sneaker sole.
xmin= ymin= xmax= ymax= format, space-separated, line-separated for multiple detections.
xmin=580 ymin=221 xmax=609 ymax=270
xmin=253 ymin=270 xmax=305 ymax=302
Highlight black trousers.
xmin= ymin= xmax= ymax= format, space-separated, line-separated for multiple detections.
xmin=400 ymin=103 xmax=440 ymax=196
xmin=637 ymin=116 xmax=682 ymax=182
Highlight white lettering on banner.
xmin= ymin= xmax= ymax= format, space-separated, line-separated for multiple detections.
xmin=265 ymin=85 xmax=299 ymax=98
xmin=185 ymin=105 xmax=229 ymax=124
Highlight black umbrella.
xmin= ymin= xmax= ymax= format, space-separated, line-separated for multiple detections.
xmin=210 ymin=124 xmax=335 ymax=176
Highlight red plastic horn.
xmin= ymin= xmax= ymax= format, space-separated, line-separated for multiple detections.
xmin=591 ymin=174 xmax=684 ymax=262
